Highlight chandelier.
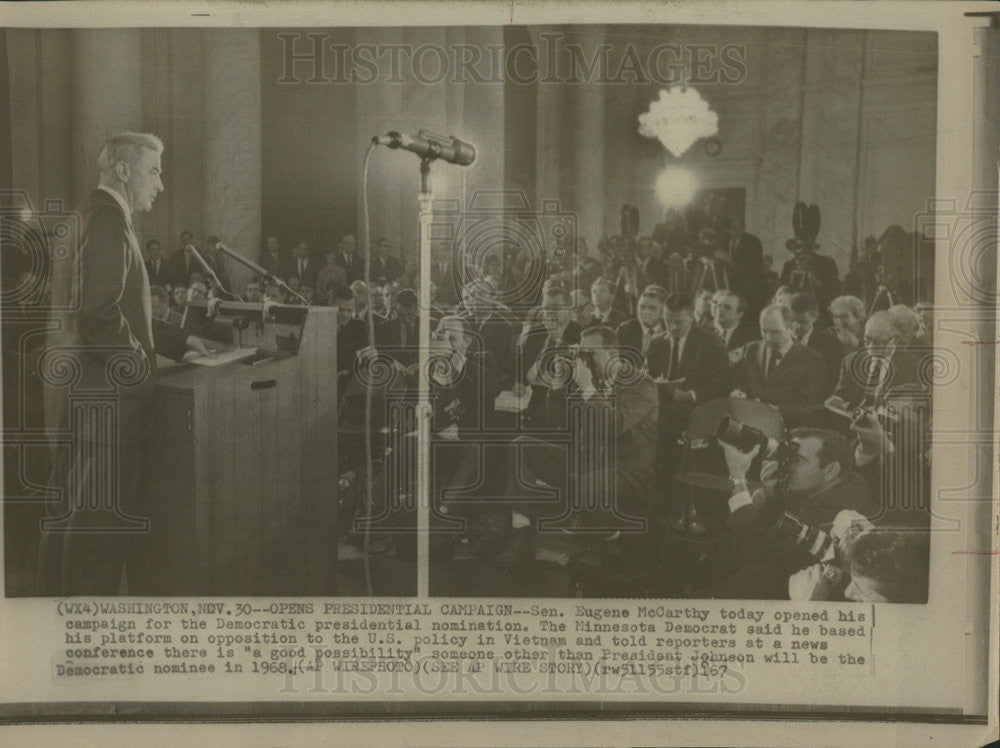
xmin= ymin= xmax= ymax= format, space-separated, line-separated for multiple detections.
xmin=638 ymin=87 xmax=718 ymax=158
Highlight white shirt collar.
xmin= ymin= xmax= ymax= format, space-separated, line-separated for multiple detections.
xmin=98 ymin=185 xmax=133 ymax=225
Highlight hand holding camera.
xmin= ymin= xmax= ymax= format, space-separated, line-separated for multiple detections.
xmin=721 ymin=441 xmax=760 ymax=481
xmin=788 ymin=563 xmax=838 ymax=602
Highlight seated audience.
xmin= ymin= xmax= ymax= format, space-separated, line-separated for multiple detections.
xmin=244 ymin=281 xmax=263 ymax=303
xmin=374 ymin=288 xmax=420 ymax=371
xmin=515 ymin=286 xmax=581 ymax=424
xmin=170 ymin=284 xmax=188 ymax=310
xmin=829 ymin=295 xmax=866 ymax=354
xmin=617 ymin=285 xmax=667 ymax=358
xmin=495 ymin=325 xmax=659 ymax=566
xmin=149 ymin=285 xmax=222 ymax=361
xmin=370 ymin=237 xmax=403 ymax=285
xmin=587 ymin=277 xmax=627 ymax=328
xmin=731 ymin=304 xmax=826 ymax=427
xmin=888 ymin=304 xmax=922 ymax=350
xmin=787 ymin=292 xmax=842 ymax=393
xmin=712 ymin=289 xmax=759 ymax=353
xmin=831 ymin=311 xmax=921 ymax=410
xmin=315 ymin=246 xmax=348 ymax=304
xmin=458 ymin=279 xmax=517 ymax=387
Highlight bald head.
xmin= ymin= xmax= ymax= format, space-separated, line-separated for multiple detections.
xmin=759 ymin=304 xmax=793 ymax=352
xmin=864 ymin=311 xmax=897 ymax=353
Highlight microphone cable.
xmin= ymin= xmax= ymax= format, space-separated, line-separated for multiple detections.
xmin=361 ymin=140 xmax=376 ymax=597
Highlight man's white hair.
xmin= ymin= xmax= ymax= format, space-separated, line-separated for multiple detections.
xmin=97 ymin=132 xmax=163 ymax=175
xmin=887 ymin=304 xmax=920 ymax=344
xmin=829 ymin=295 xmax=865 ymax=321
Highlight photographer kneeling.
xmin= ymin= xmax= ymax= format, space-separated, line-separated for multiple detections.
xmin=702 ymin=427 xmax=877 ymax=599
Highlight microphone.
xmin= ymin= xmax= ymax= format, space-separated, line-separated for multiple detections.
xmin=187 ymin=244 xmax=222 ymax=287
xmin=216 ymin=242 xmax=269 ymax=278
xmin=372 ymin=129 xmax=476 ymax=166
xmin=216 ymin=243 xmax=308 ymax=306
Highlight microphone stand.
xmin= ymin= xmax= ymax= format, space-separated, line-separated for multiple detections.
xmin=416 ymin=156 xmax=433 ymax=597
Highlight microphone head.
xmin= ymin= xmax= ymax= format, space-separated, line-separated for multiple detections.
xmin=451 ymin=139 xmax=476 ymax=167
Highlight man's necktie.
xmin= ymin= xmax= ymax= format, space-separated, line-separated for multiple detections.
xmin=668 ymin=337 xmax=681 ymax=380
xmin=767 ymin=349 xmax=782 ymax=379
xmin=642 ymin=328 xmax=653 ymax=356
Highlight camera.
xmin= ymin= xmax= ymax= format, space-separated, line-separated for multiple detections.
xmin=775 ymin=512 xmax=844 ymax=584
xmin=716 ymin=417 xmax=793 ymax=461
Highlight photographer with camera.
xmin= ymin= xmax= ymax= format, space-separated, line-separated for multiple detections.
xmin=787 ymin=518 xmax=930 ymax=603
xmin=703 ymin=426 xmax=877 ymax=599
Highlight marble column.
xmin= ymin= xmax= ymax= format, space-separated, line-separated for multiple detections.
xmin=70 ymin=29 xmax=143 ymax=209
xmin=202 ymin=29 xmax=262 ymax=290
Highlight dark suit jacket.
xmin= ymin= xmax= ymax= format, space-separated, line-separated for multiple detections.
xmin=370 ymin=254 xmax=403 ymax=285
xmin=732 ymin=341 xmax=826 ymax=427
xmin=164 ymin=248 xmax=197 ymax=287
xmin=280 ymin=256 xmax=319 ymax=288
xmin=471 ymin=311 xmax=516 ymax=386
xmin=145 ymin=257 xmax=170 ymax=288
xmin=616 ymin=318 xmax=663 ymax=358
xmin=374 ymin=315 xmax=420 ymax=367
xmin=261 ymin=250 xmax=282 ymax=275
xmin=75 ymin=188 xmax=156 ymax=427
xmin=646 ymin=326 xmax=730 ymax=404
xmin=516 ymin=321 xmax=582 ymax=421
xmin=337 ymin=318 xmax=368 ymax=373
xmin=804 ymin=327 xmax=844 ymax=395
xmin=585 ymin=307 xmax=627 ymax=329
xmin=431 ymin=351 xmax=503 ymax=434
xmin=431 ymin=259 xmax=458 ymax=305
xmin=712 ymin=471 xmax=877 ymax=599
xmin=832 ymin=347 xmax=921 ymax=408
xmin=334 ymin=251 xmax=365 ymax=285
xmin=152 ymin=317 xmax=189 ymax=362
xmin=545 ymin=374 xmax=660 ymax=496
xmin=720 ymin=322 xmax=760 ymax=353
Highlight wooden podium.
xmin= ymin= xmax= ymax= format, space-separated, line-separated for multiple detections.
xmin=140 ymin=303 xmax=338 ymax=595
